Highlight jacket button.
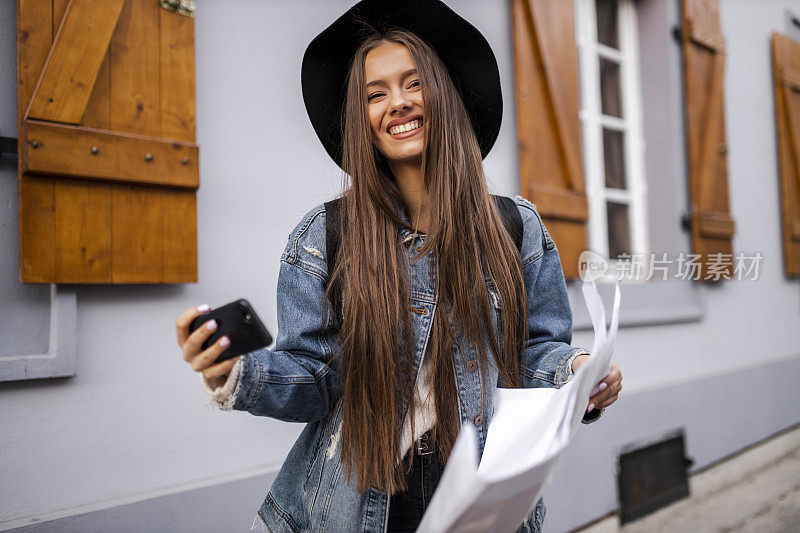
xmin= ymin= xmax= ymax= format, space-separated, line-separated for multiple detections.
xmin=466 ymin=360 xmax=478 ymax=372
xmin=473 ymin=415 xmax=483 ymax=427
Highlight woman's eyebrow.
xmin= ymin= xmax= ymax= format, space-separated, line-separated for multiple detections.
xmin=366 ymin=68 xmax=418 ymax=88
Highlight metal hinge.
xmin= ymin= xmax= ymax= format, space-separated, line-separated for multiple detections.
xmin=160 ymin=0 xmax=195 ymax=18
xmin=672 ymin=25 xmax=682 ymax=43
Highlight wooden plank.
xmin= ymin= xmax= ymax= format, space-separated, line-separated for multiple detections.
xmin=18 ymin=0 xmax=53 ymax=119
xmin=528 ymin=185 xmax=589 ymax=222
xmin=111 ymin=185 xmax=163 ymax=283
xmin=693 ymin=52 xmax=724 ymax=210
xmin=52 ymin=0 xmax=70 ymax=37
xmin=771 ymin=32 xmax=800 ymax=277
xmin=18 ymin=176 xmax=56 ymax=283
xmin=161 ymin=189 xmax=197 ymax=283
xmin=110 ymin=0 xmax=163 ymax=282
xmin=23 ymin=120 xmax=199 ymax=188
xmin=689 ymin=28 xmax=725 ymax=54
xmin=160 ymin=8 xmax=197 ymax=283
xmin=82 ymin=51 xmax=111 ymax=129
xmin=159 ymin=8 xmax=195 ymax=141
xmin=53 ymin=1 xmax=113 ymax=282
xmin=110 ymin=0 xmax=160 ymax=136
xmin=17 ymin=0 xmax=55 ymax=283
xmin=27 ymin=0 xmax=125 ymax=124
xmin=696 ymin=213 xmax=735 ymax=239
xmin=55 ymin=180 xmax=112 ymax=282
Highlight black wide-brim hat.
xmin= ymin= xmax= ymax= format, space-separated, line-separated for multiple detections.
xmin=301 ymin=0 xmax=503 ymax=167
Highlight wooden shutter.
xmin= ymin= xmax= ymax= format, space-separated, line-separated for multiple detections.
xmin=511 ymin=0 xmax=588 ymax=280
xmin=771 ymin=33 xmax=800 ymax=278
xmin=17 ymin=0 xmax=198 ymax=284
xmin=679 ymin=0 xmax=735 ymax=281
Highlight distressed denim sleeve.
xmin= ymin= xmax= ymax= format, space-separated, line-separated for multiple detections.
xmin=200 ymin=356 xmax=243 ymax=410
xmin=222 ymin=205 xmax=341 ymax=423
xmin=514 ymin=196 xmax=602 ymax=424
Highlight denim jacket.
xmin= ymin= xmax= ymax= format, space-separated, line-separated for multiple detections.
xmin=205 ymin=195 xmax=600 ymax=532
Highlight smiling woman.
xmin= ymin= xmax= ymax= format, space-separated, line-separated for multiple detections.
xmin=174 ymin=0 xmax=621 ymax=532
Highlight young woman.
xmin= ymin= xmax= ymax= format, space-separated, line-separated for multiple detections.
xmin=175 ymin=1 xmax=622 ymax=531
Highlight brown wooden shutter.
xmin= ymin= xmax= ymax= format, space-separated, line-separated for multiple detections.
xmin=511 ymin=0 xmax=588 ymax=280
xmin=771 ymin=33 xmax=800 ymax=278
xmin=680 ymin=0 xmax=735 ymax=281
xmin=17 ymin=0 xmax=198 ymax=284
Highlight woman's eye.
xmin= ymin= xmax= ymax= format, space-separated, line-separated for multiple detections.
xmin=408 ymin=80 xmax=420 ymax=89
xmin=367 ymin=92 xmax=384 ymax=101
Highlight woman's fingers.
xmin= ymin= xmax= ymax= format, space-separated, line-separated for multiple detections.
xmin=587 ymin=361 xmax=623 ymax=412
xmin=202 ymin=356 xmax=240 ymax=380
xmin=190 ymin=335 xmax=231 ymax=371
xmin=590 ymin=380 xmax=622 ymax=409
xmin=182 ymin=316 xmax=219 ymax=362
xmin=596 ymin=391 xmax=620 ymax=410
xmin=176 ymin=304 xmax=211 ymax=347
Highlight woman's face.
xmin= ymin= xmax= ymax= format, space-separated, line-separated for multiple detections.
xmin=364 ymin=42 xmax=425 ymax=164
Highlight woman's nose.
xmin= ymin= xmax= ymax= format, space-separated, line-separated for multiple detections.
xmin=389 ymin=92 xmax=412 ymax=113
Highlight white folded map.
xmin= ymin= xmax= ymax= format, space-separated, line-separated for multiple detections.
xmin=416 ymin=280 xmax=621 ymax=533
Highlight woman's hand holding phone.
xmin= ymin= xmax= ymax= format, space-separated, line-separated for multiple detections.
xmin=175 ymin=304 xmax=240 ymax=381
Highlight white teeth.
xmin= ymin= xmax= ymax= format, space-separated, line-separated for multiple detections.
xmin=389 ymin=120 xmax=421 ymax=135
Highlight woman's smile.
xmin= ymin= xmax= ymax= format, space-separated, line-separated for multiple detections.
xmin=387 ymin=115 xmax=423 ymax=138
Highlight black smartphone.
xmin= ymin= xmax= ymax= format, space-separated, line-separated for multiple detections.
xmin=188 ymin=299 xmax=273 ymax=363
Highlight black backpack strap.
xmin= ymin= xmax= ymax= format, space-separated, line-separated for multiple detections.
xmin=324 ymin=197 xmax=343 ymax=281
xmin=492 ymin=195 xmax=524 ymax=254
xmin=324 ymin=198 xmax=344 ymax=313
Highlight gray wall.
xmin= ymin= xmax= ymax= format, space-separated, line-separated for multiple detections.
xmin=0 ymin=3 xmax=50 ymax=356
xmin=1 ymin=0 xmax=799 ymax=531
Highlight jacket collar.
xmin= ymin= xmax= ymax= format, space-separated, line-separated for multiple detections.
xmin=392 ymin=201 xmax=427 ymax=246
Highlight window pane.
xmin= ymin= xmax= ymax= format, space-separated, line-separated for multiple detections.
xmin=606 ymin=201 xmax=631 ymax=259
xmin=603 ymin=128 xmax=627 ymax=189
xmin=600 ymin=57 xmax=623 ymax=117
xmin=595 ymin=0 xmax=619 ymax=48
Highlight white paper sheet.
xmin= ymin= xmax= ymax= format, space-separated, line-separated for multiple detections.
xmin=416 ymin=280 xmax=621 ymax=533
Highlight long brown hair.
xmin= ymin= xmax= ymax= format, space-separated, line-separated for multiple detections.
xmin=326 ymin=28 xmax=527 ymax=493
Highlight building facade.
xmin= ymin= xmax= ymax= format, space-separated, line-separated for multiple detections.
xmin=1 ymin=1 xmax=799 ymax=531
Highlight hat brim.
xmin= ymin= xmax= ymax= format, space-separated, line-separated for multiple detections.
xmin=301 ymin=0 xmax=503 ymax=167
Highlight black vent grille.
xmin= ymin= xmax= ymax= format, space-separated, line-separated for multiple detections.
xmin=617 ymin=430 xmax=692 ymax=523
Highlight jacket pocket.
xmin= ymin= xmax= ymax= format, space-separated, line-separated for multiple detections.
xmin=260 ymin=492 xmax=302 ymax=533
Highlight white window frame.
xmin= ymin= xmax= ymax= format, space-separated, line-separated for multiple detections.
xmin=576 ymin=0 xmax=649 ymax=283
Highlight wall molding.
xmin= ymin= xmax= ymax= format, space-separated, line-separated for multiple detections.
xmin=0 ymin=284 xmax=77 ymax=381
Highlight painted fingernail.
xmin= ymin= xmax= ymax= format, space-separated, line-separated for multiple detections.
xmin=220 ymin=336 xmax=230 ymax=347
xmin=587 ymin=403 xmax=595 ymax=413
xmin=598 ymin=382 xmax=608 ymax=392
xmin=206 ymin=319 xmax=217 ymax=331
xmin=197 ymin=304 xmax=210 ymax=313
